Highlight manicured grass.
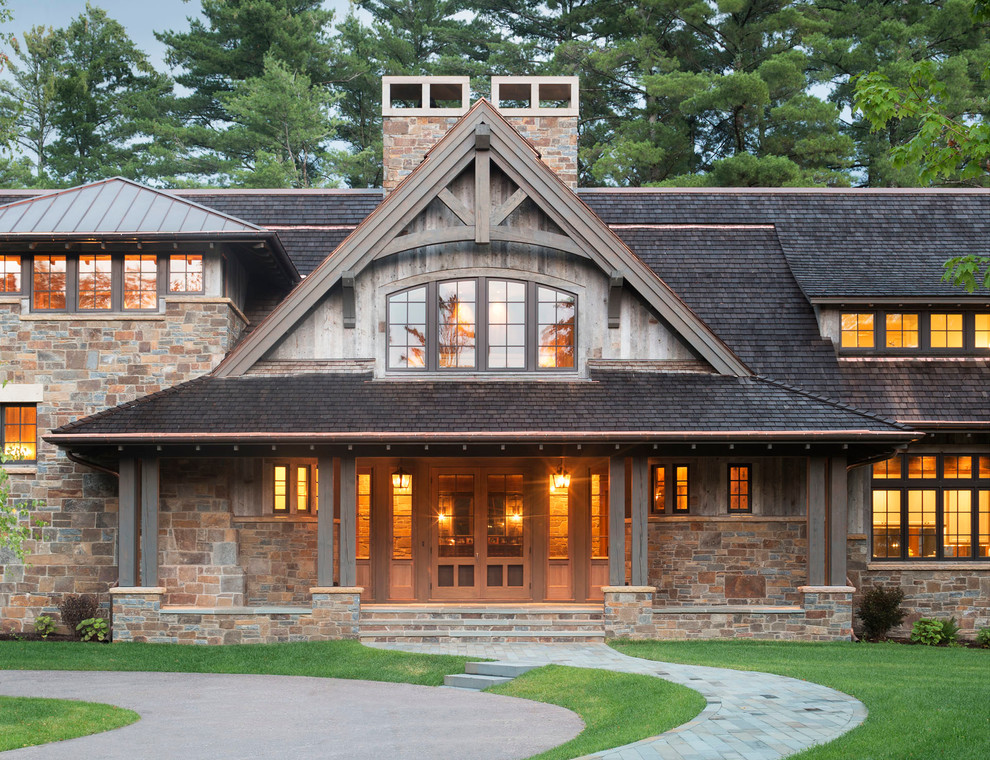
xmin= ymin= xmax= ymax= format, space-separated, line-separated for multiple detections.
xmin=0 ymin=695 xmax=139 ymax=751
xmin=489 ymin=664 xmax=705 ymax=760
xmin=612 ymin=639 xmax=990 ymax=760
xmin=0 ymin=639 xmax=472 ymax=685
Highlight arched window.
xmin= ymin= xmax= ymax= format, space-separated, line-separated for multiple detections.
xmin=387 ymin=278 xmax=576 ymax=372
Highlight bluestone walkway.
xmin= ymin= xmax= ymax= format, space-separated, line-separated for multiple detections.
xmin=0 ymin=670 xmax=582 ymax=759
xmin=370 ymin=641 xmax=868 ymax=760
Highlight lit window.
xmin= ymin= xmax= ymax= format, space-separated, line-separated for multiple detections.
xmin=0 ymin=256 xmax=21 ymax=292
xmin=930 ymin=313 xmax=963 ymax=348
xmin=538 ymin=286 xmax=575 ymax=368
xmin=674 ymin=465 xmax=689 ymax=511
xmin=728 ymin=465 xmax=751 ymax=512
xmin=78 ymin=255 xmax=112 ymax=310
xmin=2 ymin=405 xmax=37 ymax=461
xmin=124 ymin=255 xmax=158 ymax=309
xmin=487 ymin=279 xmax=526 ymax=369
xmin=590 ymin=473 xmax=608 ymax=559
xmin=271 ymin=461 xmax=317 ymax=515
xmin=296 ymin=465 xmax=311 ymax=512
xmin=885 ymin=313 xmax=919 ymax=348
xmin=871 ymin=454 xmax=990 ymax=561
xmin=392 ymin=473 xmax=413 ymax=560
xmin=652 ymin=466 xmax=666 ymax=512
xmin=169 ymin=254 xmax=204 ymax=292
xmin=33 ymin=255 xmax=67 ymax=310
xmin=438 ymin=279 xmax=476 ymax=369
xmin=840 ymin=313 xmax=874 ymax=348
xmin=976 ymin=314 xmax=990 ymax=349
xmin=357 ymin=472 xmax=371 ymax=560
xmin=548 ymin=472 xmax=568 ymax=560
xmin=273 ymin=466 xmax=288 ymax=512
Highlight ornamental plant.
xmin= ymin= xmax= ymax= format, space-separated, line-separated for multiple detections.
xmin=33 ymin=615 xmax=55 ymax=639
xmin=977 ymin=627 xmax=990 ymax=648
xmin=58 ymin=594 xmax=98 ymax=639
xmin=76 ymin=617 xmax=109 ymax=642
xmin=940 ymin=616 xmax=960 ymax=646
xmin=856 ymin=585 xmax=906 ymax=641
xmin=911 ymin=618 xmax=944 ymax=646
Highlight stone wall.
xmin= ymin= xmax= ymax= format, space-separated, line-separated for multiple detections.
xmin=0 ymin=298 xmax=245 ymax=633
xmin=848 ymin=536 xmax=990 ymax=638
xmin=238 ymin=520 xmax=318 ymax=605
xmin=383 ymin=115 xmax=460 ymax=192
xmin=649 ymin=518 xmax=807 ymax=606
xmin=501 ymin=115 xmax=578 ymax=188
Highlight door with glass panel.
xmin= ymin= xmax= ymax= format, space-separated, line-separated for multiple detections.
xmin=431 ymin=468 xmax=529 ymax=600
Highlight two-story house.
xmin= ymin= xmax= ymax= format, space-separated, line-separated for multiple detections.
xmin=1 ymin=77 xmax=987 ymax=644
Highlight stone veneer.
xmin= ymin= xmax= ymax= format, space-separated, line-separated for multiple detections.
xmin=848 ymin=536 xmax=990 ymax=638
xmin=649 ymin=518 xmax=807 ymax=606
xmin=111 ymin=587 xmax=362 ymax=645
xmin=0 ymin=298 xmax=245 ymax=633
xmin=501 ymin=115 xmax=578 ymax=188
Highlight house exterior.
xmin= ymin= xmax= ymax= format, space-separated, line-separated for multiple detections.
xmin=1 ymin=76 xmax=987 ymax=644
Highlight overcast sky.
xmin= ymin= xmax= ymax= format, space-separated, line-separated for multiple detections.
xmin=5 ymin=1 xmax=356 ymax=72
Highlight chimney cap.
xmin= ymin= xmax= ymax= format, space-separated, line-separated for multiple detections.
xmin=382 ymin=76 xmax=470 ymax=117
xmin=491 ymin=76 xmax=579 ymax=117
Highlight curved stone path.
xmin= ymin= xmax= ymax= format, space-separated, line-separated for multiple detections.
xmin=0 ymin=670 xmax=582 ymax=759
xmin=370 ymin=642 xmax=868 ymax=760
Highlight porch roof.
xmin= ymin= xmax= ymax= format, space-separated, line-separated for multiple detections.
xmin=47 ymin=370 xmax=914 ymax=446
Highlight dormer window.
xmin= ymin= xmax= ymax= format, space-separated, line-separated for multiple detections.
xmin=387 ymin=278 xmax=576 ymax=372
xmin=839 ymin=310 xmax=990 ymax=354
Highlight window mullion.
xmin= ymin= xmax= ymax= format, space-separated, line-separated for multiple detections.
xmin=479 ymin=276 xmax=488 ymax=371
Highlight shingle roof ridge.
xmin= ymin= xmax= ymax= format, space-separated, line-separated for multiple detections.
xmin=753 ymin=375 xmax=911 ymax=431
xmin=51 ymin=375 xmax=216 ymax=434
xmin=576 ymin=186 xmax=990 ymax=195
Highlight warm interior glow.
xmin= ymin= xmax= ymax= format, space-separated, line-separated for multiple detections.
xmin=552 ymin=462 xmax=571 ymax=490
xmin=391 ymin=467 xmax=411 ymax=489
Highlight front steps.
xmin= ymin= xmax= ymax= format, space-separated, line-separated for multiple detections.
xmin=443 ymin=662 xmax=539 ymax=690
xmin=360 ymin=604 xmax=605 ymax=644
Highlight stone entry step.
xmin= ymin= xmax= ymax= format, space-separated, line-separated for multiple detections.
xmin=360 ymin=604 xmax=605 ymax=644
xmin=444 ymin=662 xmax=540 ymax=691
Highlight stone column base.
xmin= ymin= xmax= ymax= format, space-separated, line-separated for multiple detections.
xmin=603 ymin=586 xmax=656 ymax=639
xmin=799 ymin=585 xmax=856 ymax=641
xmin=310 ymin=587 xmax=363 ymax=640
xmin=110 ymin=587 xmax=166 ymax=643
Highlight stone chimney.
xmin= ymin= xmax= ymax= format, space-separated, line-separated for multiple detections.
xmin=382 ymin=75 xmax=579 ymax=192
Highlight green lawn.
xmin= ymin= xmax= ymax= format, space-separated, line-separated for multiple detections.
xmin=0 ymin=695 xmax=138 ymax=752
xmin=0 ymin=640 xmax=704 ymax=759
xmin=612 ymin=639 xmax=990 ymax=760
xmin=489 ymin=664 xmax=704 ymax=760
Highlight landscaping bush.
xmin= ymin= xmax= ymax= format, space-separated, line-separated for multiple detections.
xmin=977 ymin=627 xmax=990 ymax=649
xmin=33 ymin=616 xmax=55 ymax=639
xmin=857 ymin=585 xmax=906 ymax=641
xmin=76 ymin=617 xmax=110 ymax=642
xmin=940 ymin=617 xmax=960 ymax=646
xmin=57 ymin=595 xmax=98 ymax=639
xmin=911 ymin=618 xmax=944 ymax=646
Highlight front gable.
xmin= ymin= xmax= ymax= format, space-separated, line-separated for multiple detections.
xmin=215 ymin=100 xmax=750 ymax=378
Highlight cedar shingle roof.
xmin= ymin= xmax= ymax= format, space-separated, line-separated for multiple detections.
xmin=48 ymin=370 xmax=910 ymax=441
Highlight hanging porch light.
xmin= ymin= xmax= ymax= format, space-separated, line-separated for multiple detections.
xmin=552 ymin=460 xmax=571 ymax=490
xmin=391 ymin=467 xmax=411 ymax=490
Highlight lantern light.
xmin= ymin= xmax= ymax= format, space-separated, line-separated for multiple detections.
xmin=552 ymin=460 xmax=570 ymax=490
xmin=391 ymin=467 xmax=411 ymax=490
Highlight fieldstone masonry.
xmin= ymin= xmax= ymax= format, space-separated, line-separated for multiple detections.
xmin=603 ymin=586 xmax=656 ymax=638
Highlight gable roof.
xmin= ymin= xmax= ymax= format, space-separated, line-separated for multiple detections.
xmin=0 ymin=177 xmax=266 ymax=236
xmin=213 ymin=100 xmax=751 ymax=378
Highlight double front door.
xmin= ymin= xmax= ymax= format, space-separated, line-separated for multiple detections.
xmin=431 ymin=468 xmax=530 ymax=600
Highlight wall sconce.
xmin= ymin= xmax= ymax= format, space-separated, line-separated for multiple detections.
xmin=391 ymin=467 xmax=411 ymax=490
xmin=552 ymin=460 xmax=570 ymax=490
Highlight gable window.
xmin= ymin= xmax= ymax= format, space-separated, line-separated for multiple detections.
xmin=387 ymin=278 xmax=576 ymax=372
xmin=2 ymin=404 xmax=37 ymax=462
xmin=0 ymin=255 xmax=21 ymax=292
xmin=840 ymin=313 xmax=874 ymax=348
xmin=871 ymin=454 xmax=990 ymax=560
xmin=168 ymin=255 xmax=204 ymax=293
xmin=728 ymin=465 xmax=752 ymax=512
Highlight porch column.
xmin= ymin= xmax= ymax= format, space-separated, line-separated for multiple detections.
xmin=630 ymin=456 xmax=649 ymax=586
xmin=118 ymin=457 xmax=139 ymax=587
xmin=317 ymin=454 xmax=335 ymax=586
xmin=139 ymin=457 xmax=159 ymax=587
xmin=828 ymin=456 xmax=848 ymax=586
xmin=807 ymin=457 xmax=827 ymax=586
xmin=339 ymin=454 xmax=357 ymax=587
xmin=608 ymin=456 xmax=626 ymax=586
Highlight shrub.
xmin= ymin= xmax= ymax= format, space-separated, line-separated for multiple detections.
xmin=857 ymin=585 xmax=906 ymax=640
xmin=76 ymin=617 xmax=110 ymax=642
xmin=58 ymin=595 xmax=98 ymax=639
xmin=940 ymin=616 xmax=960 ymax=646
xmin=977 ymin=627 xmax=990 ymax=648
xmin=33 ymin=615 xmax=56 ymax=639
xmin=911 ymin=617 xmax=944 ymax=646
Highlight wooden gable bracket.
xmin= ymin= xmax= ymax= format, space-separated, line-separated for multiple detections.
xmin=608 ymin=271 xmax=624 ymax=329
xmin=475 ymin=123 xmax=491 ymax=245
xmin=342 ymin=270 xmax=356 ymax=328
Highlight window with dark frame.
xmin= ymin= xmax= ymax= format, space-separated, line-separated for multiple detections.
xmin=271 ymin=461 xmax=316 ymax=515
xmin=0 ymin=255 xmax=21 ymax=293
xmin=840 ymin=312 xmax=874 ymax=348
xmin=2 ymin=404 xmax=37 ymax=462
xmin=652 ymin=464 xmax=690 ymax=513
xmin=728 ymin=465 xmax=752 ymax=512
xmin=168 ymin=254 xmax=204 ymax=293
xmin=871 ymin=454 xmax=990 ymax=561
xmin=839 ymin=310 xmax=990 ymax=354
xmin=387 ymin=277 xmax=577 ymax=372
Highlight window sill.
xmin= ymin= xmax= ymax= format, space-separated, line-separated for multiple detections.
xmin=19 ymin=312 xmax=165 ymax=322
xmin=231 ymin=515 xmax=323 ymax=524
xmin=867 ymin=561 xmax=990 ymax=570
xmin=3 ymin=464 xmax=37 ymax=475
xmin=648 ymin=515 xmax=806 ymax=522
